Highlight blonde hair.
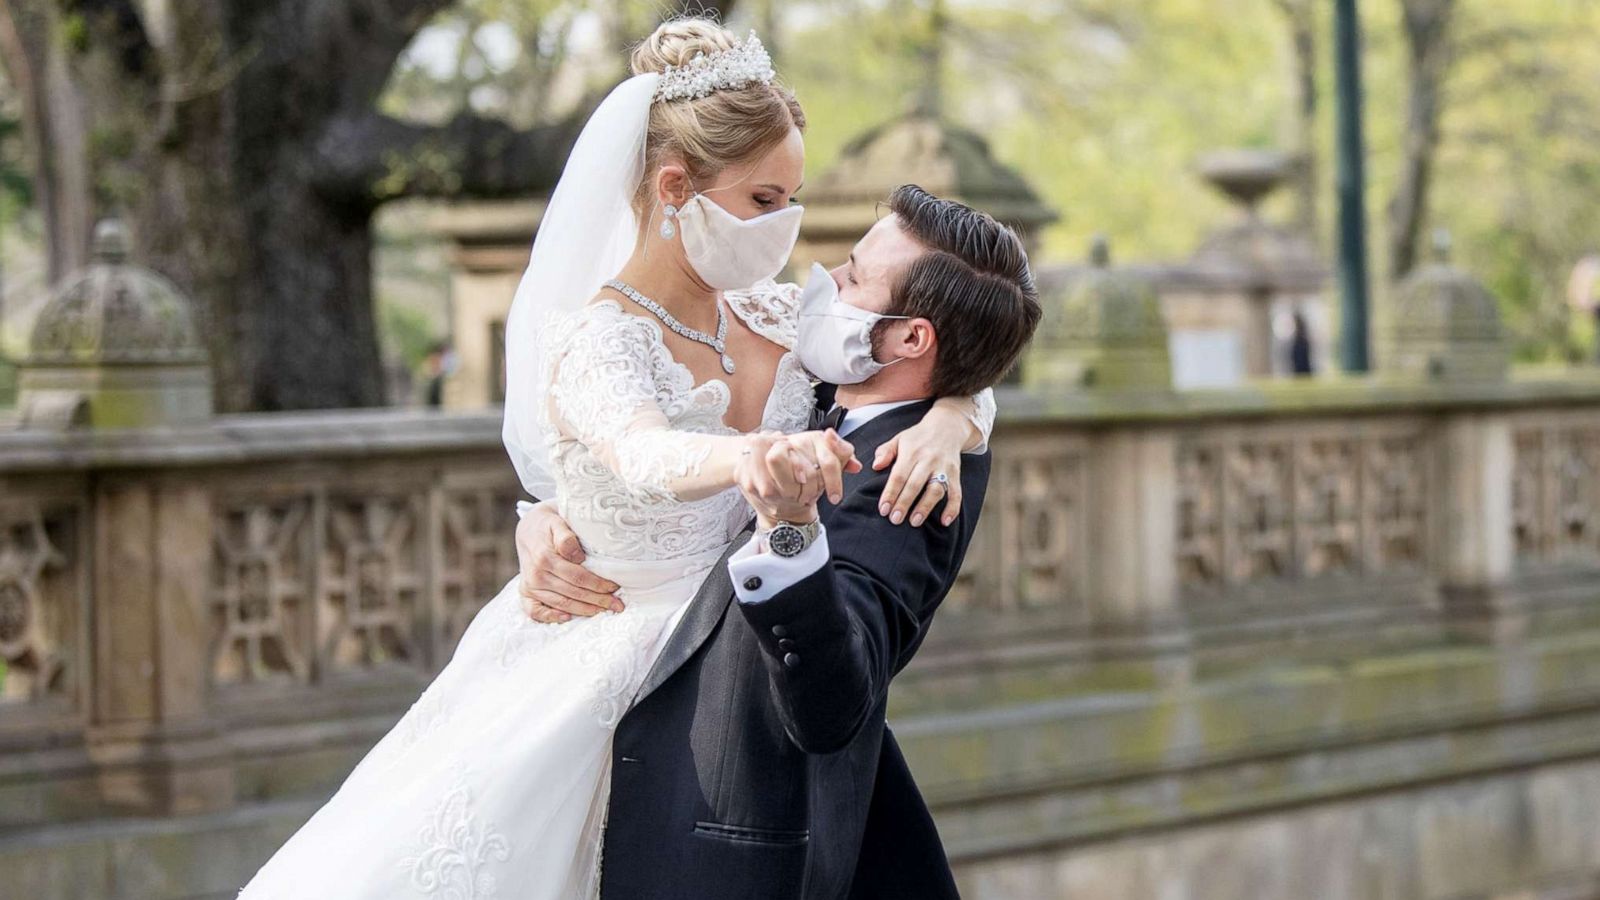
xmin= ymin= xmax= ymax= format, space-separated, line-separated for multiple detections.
xmin=629 ymin=18 xmax=806 ymax=216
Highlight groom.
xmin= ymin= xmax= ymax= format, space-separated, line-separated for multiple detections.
xmin=517 ymin=185 xmax=1040 ymax=898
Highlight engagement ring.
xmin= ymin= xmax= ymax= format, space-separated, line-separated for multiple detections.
xmin=930 ymin=472 xmax=949 ymax=486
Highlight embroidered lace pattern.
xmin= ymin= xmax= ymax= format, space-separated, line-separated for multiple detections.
xmin=723 ymin=280 xmax=801 ymax=350
xmin=399 ymin=762 xmax=512 ymax=899
xmin=537 ymin=299 xmax=812 ymax=562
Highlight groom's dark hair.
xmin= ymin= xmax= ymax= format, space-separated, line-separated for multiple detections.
xmin=879 ymin=184 xmax=1041 ymax=398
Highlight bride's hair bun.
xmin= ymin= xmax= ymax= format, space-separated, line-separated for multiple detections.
xmin=627 ymin=17 xmax=806 ymax=218
xmin=629 ymin=18 xmax=740 ymax=76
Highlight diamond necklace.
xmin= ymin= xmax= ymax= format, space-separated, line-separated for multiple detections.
xmin=604 ymin=279 xmax=736 ymax=374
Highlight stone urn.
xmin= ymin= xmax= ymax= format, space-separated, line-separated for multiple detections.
xmin=17 ymin=219 xmax=212 ymax=428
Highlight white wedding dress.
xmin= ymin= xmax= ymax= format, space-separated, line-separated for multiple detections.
xmin=240 ymin=283 xmax=828 ymax=899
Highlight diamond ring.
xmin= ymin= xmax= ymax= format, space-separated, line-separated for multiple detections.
xmin=930 ymin=472 xmax=949 ymax=486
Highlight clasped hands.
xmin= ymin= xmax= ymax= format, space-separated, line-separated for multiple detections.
xmin=734 ymin=428 xmax=863 ymax=530
xmin=512 ymin=428 xmax=859 ymax=624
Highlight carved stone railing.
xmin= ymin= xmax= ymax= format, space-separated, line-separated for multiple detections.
xmin=0 ymin=409 xmax=523 ymax=828
xmin=4 ymin=377 xmax=1600 ymax=835
xmin=927 ymin=376 xmax=1600 ymax=665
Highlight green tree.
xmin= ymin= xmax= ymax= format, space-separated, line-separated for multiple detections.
xmin=0 ymin=0 xmax=734 ymax=412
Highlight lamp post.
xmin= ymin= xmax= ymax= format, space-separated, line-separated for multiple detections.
xmin=1334 ymin=0 xmax=1372 ymax=373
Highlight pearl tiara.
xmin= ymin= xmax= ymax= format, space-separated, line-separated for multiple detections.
xmin=650 ymin=31 xmax=777 ymax=104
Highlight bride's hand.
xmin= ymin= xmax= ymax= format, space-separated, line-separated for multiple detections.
xmin=783 ymin=429 xmax=862 ymax=505
xmin=873 ymin=411 xmax=966 ymax=528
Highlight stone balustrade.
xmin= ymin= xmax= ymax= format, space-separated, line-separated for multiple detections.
xmin=5 ymin=378 xmax=1600 ymax=897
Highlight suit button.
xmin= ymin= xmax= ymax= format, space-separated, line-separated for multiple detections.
xmin=772 ymin=625 xmax=789 ymax=638
xmin=743 ymin=576 xmax=763 ymax=591
xmin=783 ymin=652 xmax=801 ymax=668
xmin=778 ymin=638 xmax=796 ymax=651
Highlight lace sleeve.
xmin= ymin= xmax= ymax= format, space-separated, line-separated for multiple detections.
xmin=930 ymin=387 xmax=996 ymax=455
xmin=546 ymin=309 xmax=747 ymax=503
xmin=723 ymin=279 xmax=801 ymax=350
xmin=966 ymin=387 xmax=996 ymax=454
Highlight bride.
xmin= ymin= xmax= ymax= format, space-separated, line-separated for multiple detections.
xmin=239 ymin=17 xmax=992 ymax=899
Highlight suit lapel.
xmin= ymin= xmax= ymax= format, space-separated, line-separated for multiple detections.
xmin=630 ymin=524 xmax=755 ymax=708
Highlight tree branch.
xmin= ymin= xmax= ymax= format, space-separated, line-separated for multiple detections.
xmin=311 ymin=109 xmax=584 ymax=206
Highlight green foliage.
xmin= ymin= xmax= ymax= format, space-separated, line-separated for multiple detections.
xmin=57 ymin=13 xmax=89 ymax=54
xmin=0 ymin=64 xmax=31 ymax=216
xmin=779 ymin=0 xmax=1600 ymax=361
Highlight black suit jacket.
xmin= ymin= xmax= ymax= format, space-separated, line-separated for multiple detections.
xmin=600 ymin=397 xmax=985 ymax=900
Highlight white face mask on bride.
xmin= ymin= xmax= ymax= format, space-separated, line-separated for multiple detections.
xmin=673 ymin=191 xmax=804 ymax=290
xmin=795 ymin=262 xmax=910 ymax=385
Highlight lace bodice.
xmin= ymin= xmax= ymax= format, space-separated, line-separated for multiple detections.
xmin=533 ymin=279 xmax=994 ymax=562
xmin=537 ymin=286 xmax=814 ymax=561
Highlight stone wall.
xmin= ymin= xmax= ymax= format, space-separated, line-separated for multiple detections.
xmin=4 ymin=379 xmax=1600 ymax=897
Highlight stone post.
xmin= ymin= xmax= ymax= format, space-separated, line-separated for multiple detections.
xmin=1385 ymin=231 xmax=1518 ymax=640
xmin=89 ymin=479 xmax=233 ymax=815
xmin=1434 ymin=414 xmax=1519 ymax=642
xmin=17 ymin=218 xmax=232 ymax=814
xmin=1083 ymin=428 xmax=1184 ymax=640
xmin=427 ymin=201 xmax=544 ymax=410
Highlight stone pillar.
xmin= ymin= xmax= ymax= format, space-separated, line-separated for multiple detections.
xmin=1435 ymin=414 xmax=1521 ymax=643
xmin=427 ymin=201 xmax=544 ymax=410
xmin=1075 ymin=425 xmax=1192 ymax=688
xmin=1390 ymin=231 xmax=1518 ymax=641
xmin=1083 ymin=427 xmax=1182 ymax=635
xmin=14 ymin=218 xmax=233 ymax=814
xmin=88 ymin=480 xmax=233 ymax=815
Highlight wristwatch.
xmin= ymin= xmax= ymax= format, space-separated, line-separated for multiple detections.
xmin=759 ymin=519 xmax=823 ymax=558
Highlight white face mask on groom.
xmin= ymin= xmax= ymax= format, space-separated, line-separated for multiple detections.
xmin=794 ymin=262 xmax=911 ymax=385
xmin=674 ymin=191 xmax=804 ymax=290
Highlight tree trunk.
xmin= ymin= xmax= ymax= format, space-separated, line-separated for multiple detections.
xmin=0 ymin=1 xmax=94 ymax=280
xmin=1273 ymin=0 xmax=1318 ymax=244
xmin=1388 ymin=0 xmax=1455 ymax=282
xmin=0 ymin=0 xmax=738 ymax=411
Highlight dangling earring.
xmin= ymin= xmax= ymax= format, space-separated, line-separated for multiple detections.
xmin=660 ymin=203 xmax=678 ymax=240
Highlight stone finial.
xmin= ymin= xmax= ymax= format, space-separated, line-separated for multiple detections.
xmin=1431 ymin=228 xmax=1452 ymax=263
xmin=92 ymin=218 xmax=131 ymax=263
xmin=16 ymin=218 xmax=213 ymax=429
xmin=1090 ymin=233 xmax=1111 ymax=267
xmin=1380 ymin=230 xmax=1508 ymax=383
xmin=1025 ymin=236 xmax=1172 ymax=392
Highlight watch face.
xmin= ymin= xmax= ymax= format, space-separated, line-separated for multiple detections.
xmin=768 ymin=524 xmax=806 ymax=557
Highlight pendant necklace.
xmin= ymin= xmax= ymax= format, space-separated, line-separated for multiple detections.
xmin=604 ymin=279 xmax=736 ymax=374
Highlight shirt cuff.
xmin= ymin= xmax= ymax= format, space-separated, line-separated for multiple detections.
xmin=729 ymin=525 xmax=830 ymax=604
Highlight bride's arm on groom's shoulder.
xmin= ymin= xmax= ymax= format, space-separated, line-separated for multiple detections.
xmin=870 ymin=387 xmax=996 ymax=530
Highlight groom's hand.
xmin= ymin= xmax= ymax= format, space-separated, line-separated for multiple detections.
xmin=515 ymin=503 xmax=622 ymax=623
